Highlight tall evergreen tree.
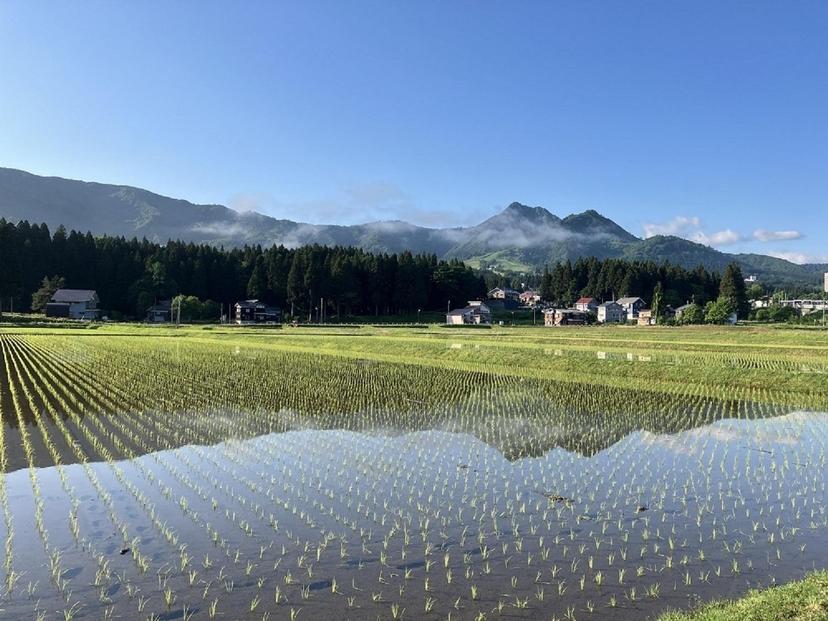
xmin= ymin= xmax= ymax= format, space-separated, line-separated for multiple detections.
xmin=719 ymin=263 xmax=749 ymax=318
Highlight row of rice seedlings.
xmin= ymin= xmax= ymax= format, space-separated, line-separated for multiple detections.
xmin=2 ymin=337 xmax=172 ymax=589
xmin=0 ymin=341 xmax=14 ymax=597
xmin=4 ymin=335 xmax=151 ymax=615
xmin=12 ymin=335 xmax=300 ymax=617
xmin=12 ymin=337 xmax=206 ymax=562
xmin=0 ymin=338 xmax=76 ymax=615
xmin=38 ymin=332 xmax=788 ymax=452
xmin=2 ymin=332 xmax=825 ymax=618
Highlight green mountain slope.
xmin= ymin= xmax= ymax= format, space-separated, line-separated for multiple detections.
xmin=0 ymin=168 xmax=823 ymax=287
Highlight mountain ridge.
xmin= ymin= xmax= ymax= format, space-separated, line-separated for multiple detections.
xmin=0 ymin=167 xmax=823 ymax=286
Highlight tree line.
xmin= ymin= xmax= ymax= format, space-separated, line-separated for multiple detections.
xmin=0 ymin=219 xmax=485 ymax=318
xmin=1 ymin=218 xmax=750 ymax=322
xmin=531 ymin=256 xmax=723 ymax=309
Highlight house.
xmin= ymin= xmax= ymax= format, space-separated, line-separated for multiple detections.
xmin=674 ymin=303 xmax=695 ymax=319
xmin=234 ymin=299 xmax=281 ymax=324
xmin=488 ymin=287 xmax=520 ymax=301
xmin=146 ymin=300 xmax=172 ymax=323
xmin=597 ymin=301 xmax=626 ymax=324
xmin=574 ymin=297 xmax=598 ymax=313
xmin=446 ymin=301 xmax=492 ymax=325
xmin=617 ymin=297 xmax=646 ymax=320
xmin=637 ymin=309 xmax=655 ymax=326
xmin=519 ymin=290 xmax=541 ymax=306
xmin=45 ymin=289 xmax=100 ymax=320
xmin=543 ymin=308 xmax=588 ymax=326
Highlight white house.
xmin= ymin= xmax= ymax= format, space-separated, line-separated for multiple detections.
xmin=519 ymin=290 xmax=541 ymax=306
xmin=446 ymin=301 xmax=492 ymax=325
xmin=45 ymin=289 xmax=100 ymax=320
xmin=488 ymin=287 xmax=520 ymax=301
xmin=597 ymin=301 xmax=626 ymax=324
xmin=616 ymin=297 xmax=646 ymax=320
xmin=574 ymin=297 xmax=598 ymax=313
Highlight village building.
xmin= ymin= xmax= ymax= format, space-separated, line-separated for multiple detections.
xmin=674 ymin=303 xmax=695 ymax=320
xmin=234 ymin=299 xmax=281 ymax=324
xmin=519 ymin=290 xmax=541 ymax=306
xmin=637 ymin=309 xmax=655 ymax=326
xmin=446 ymin=301 xmax=492 ymax=325
xmin=45 ymin=289 xmax=100 ymax=320
xmin=146 ymin=300 xmax=172 ymax=323
xmin=543 ymin=308 xmax=588 ymax=326
xmin=574 ymin=297 xmax=598 ymax=313
xmin=617 ymin=297 xmax=646 ymax=320
xmin=488 ymin=287 xmax=520 ymax=301
xmin=597 ymin=301 xmax=626 ymax=324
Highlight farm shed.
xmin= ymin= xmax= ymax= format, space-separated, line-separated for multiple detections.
xmin=45 ymin=289 xmax=100 ymax=320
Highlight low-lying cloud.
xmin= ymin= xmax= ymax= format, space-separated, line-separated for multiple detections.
xmin=768 ymin=251 xmax=828 ymax=265
xmin=753 ymin=229 xmax=803 ymax=242
xmin=224 ymin=182 xmax=497 ymax=228
xmin=644 ymin=216 xmax=803 ymax=249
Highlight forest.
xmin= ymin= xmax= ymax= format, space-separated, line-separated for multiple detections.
xmin=2 ymin=218 xmax=725 ymax=319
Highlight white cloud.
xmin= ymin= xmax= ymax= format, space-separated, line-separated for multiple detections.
xmin=224 ymin=182 xmax=496 ymax=228
xmin=692 ymin=229 xmax=742 ymax=246
xmin=768 ymin=252 xmax=828 ymax=265
xmin=642 ymin=216 xmax=701 ymax=239
xmin=753 ymin=229 xmax=803 ymax=242
xmin=643 ymin=216 xmax=743 ymax=247
xmin=644 ymin=218 xmax=809 ymax=249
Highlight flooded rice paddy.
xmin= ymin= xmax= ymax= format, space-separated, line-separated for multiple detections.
xmin=0 ymin=332 xmax=826 ymax=619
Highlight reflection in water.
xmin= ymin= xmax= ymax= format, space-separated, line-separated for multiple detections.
xmin=2 ymin=411 xmax=827 ymax=620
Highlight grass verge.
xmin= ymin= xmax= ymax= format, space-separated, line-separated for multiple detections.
xmin=659 ymin=572 xmax=828 ymax=621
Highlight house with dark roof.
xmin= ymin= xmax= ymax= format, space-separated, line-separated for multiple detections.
xmin=45 ymin=289 xmax=100 ymax=320
xmin=234 ymin=300 xmax=281 ymax=324
xmin=617 ymin=297 xmax=646 ymax=320
xmin=146 ymin=300 xmax=172 ymax=323
xmin=446 ymin=301 xmax=492 ymax=325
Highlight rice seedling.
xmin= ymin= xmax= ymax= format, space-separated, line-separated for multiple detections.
xmin=0 ymin=327 xmax=823 ymax=619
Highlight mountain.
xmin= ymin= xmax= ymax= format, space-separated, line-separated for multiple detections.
xmin=0 ymin=167 xmax=824 ymax=286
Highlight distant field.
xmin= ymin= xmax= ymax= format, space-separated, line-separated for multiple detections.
xmin=12 ymin=321 xmax=823 ymax=406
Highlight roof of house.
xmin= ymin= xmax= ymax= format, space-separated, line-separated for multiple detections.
xmin=447 ymin=309 xmax=470 ymax=316
xmin=448 ymin=302 xmax=490 ymax=315
xmin=617 ymin=297 xmax=644 ymax=305
xmin=575 ymin=297 xmax=596 ymax=304
xmin=675 ymin=303 xmax=695 ymax=312
xmin=50 ymin=289 xmax=97 ymax=303
xmin=598 ymin=301 xmax=622 ymax=308
xmin=235 ymin=299 xmax=265 ymax=308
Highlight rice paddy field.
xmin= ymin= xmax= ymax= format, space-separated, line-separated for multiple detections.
xmin=0 ymin=323 xmax=826 ymax=620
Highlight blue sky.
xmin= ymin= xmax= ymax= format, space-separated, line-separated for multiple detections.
xmin=0 ymin=1 xmax=826 ymax=262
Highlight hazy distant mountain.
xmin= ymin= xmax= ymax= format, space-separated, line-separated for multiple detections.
xmin=0 ymin=167 xmax=824 ymax=286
